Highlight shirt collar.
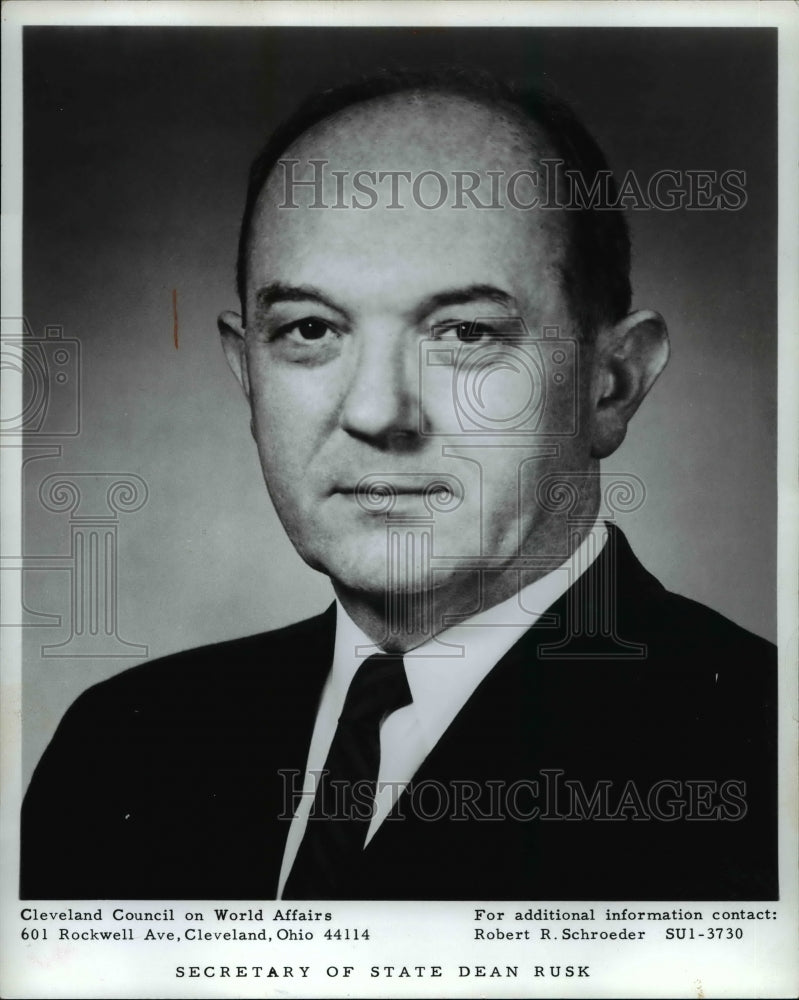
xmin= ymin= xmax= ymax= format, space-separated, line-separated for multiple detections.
xmin=332 ymin=520 xmax=608 ymax=751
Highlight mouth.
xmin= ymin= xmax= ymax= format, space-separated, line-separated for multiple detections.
xmin=330 ymin=475 xmax=464 ymax=514
xmin=334 ymin=486 xmax=427 ymax=496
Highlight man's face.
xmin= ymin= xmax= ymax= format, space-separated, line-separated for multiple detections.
xmin=231 ymin=94 xmax=597 ymax=609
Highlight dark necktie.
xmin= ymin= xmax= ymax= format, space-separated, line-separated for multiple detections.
xmin=282 ymin=653 xmax=412 ymax=899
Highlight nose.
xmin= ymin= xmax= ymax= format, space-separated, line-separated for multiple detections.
xmin=339 ymin=327 xmax=421 ymax=448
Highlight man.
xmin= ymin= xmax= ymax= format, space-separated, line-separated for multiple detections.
xmin=21 ymin=69 xmax=776 ymax=900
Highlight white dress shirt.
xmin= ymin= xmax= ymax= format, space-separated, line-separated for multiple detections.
xmin=277 ymin=520 xmax=607 ymax=897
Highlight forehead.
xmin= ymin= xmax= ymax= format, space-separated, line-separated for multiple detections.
xmin=247 ymin=92 xmax=568 ymax=314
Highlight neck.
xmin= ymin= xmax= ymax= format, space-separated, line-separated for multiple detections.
xmin=333 ymin=514 xmax=600 ymax=653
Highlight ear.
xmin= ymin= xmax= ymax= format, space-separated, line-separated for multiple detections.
xmin=589 ymin=309 xmax=669 ymax=459
xmin=218 ymin=310 xmax=250 ymax=399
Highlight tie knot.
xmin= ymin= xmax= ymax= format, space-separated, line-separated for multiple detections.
xmin=339 ymin=653 xmax=412 ymax=725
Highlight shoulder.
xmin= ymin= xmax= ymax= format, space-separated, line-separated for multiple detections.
xmin=658 ymin=588 xmax=774 ymax=659
xmin=58 ymin=605 xmax=336 ymax=728
xmin=601 ymin=527 xmax=776 ymax=733
xmin=610 ymin=525 xmax=775 ymax=662
xmin=651 ymin=590 xmax=776 ymax=720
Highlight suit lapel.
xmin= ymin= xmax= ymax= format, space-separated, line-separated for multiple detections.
xmin=362 ymin=525 xmax=664 ymax=839
xmin=254 ymin=605 xmax=337 ymax=889
xmin=264 ymin=603 xmax=337 ymax=769
xmin=345 ymin=528 xmax=668 ymax=896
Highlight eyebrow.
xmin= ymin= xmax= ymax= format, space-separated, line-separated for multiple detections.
xmin=413 ymin=284 xmax=517 ymax=322
xmin=414 ymin=284 xmax=516 ymax=322
xmin=253 ymin=281 xmax=517 ymax=322
xmin=254 ymin=282 xmax=350 ymax=318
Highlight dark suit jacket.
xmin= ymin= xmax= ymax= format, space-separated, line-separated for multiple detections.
xmin=21 ymin=527 xmax=777 ymax=900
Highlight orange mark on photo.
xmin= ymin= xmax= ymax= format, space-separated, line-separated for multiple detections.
xmin=172 ymin=289 xmax=179 ymax=349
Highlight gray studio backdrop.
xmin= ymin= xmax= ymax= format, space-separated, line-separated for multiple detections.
xmin=21 ymin=27 xmax=776 ymax=784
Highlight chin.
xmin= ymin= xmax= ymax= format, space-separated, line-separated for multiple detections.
xmin=308 ymin=539 xmax=441 ymax=598
xmin=290 ymin=511 xmax=486 ymax=595
xmin=296 ymin=536 xmax=384 ymax=588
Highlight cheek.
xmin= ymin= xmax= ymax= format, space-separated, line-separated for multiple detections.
xmin=247 ymin=393 xmax=314 ymax=514
xmin=427 ymin=335 xmax=583 ymax=437
xmin=248 ymin=361 xmax=335 ymax=460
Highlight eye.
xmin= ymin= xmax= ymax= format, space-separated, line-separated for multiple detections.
xmin=432 ymin=319 xmax=521 ymax=344
xmin=433 ymin=320 xmax=484 ymax=343
xmin=276 ymin=317 xmax=335 ymax=342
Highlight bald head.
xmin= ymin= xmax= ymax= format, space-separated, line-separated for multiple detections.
xmin=235 ymin=69 xmax=632 ymax=340
xmin=244 ymin=91 xmax=569 ymax=332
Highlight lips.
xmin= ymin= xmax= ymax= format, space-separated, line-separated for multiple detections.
xmin=334 ymin=486 xmax=426 ymax=495
xmin=330 ymin=473 xmax=465 ymax=515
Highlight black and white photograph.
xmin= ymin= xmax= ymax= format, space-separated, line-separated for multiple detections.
xmin=2 ymin=2 xmax=797 ymax=997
